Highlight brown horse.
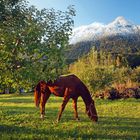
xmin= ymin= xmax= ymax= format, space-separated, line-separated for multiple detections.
xmin=34 ymin=74 xmax=98 ymax=122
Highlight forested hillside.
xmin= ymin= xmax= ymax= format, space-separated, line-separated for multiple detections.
xmin=67 ymin=34 xmax=140 ymax=67
xmin=67 ymin=17 xmax=140 ymax=67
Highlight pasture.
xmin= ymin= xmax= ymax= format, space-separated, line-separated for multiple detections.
xmin=0 ymin=94 xmax=140 ymax=140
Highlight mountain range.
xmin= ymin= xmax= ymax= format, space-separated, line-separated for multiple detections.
xmin=67 ymin=17 xmax=140 ymax=67
xmin=69 ymin=16 xmax=140 ymax=44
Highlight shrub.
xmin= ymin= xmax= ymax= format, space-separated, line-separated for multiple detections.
xmin=95 ymin=87 xmax=140 ymax=99
xmin=131 ymin=66 xmax=140 ymax=82
xmin=69 ymin=48 xmax=140 ymax=99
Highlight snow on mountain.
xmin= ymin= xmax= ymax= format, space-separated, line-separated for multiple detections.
xmin=70 ymin=23 xmax=105 ymax=44
xmin=138 ymin=25 xmax=140 ymax=30
xmin=69 ymin=16 xmax=139 ymax=44
xmin=106 ymin=16 xmax=138 ymax=35
xmin=108 ymin=16 xmax=131 ymax=27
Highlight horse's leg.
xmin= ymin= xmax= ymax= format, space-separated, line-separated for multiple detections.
xmin=72 ymin=97 xmax=80 ymax=120
xmin=40 ymin=93 xmax=51 ymax=119
xmin=57 ymin=96 xmax=70 ymax=122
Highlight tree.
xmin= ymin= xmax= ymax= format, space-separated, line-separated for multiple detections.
xmin=0 ymin=0 xmax=75 ymax=91
xmin=69 ymin=48 xmax=115 ymax=92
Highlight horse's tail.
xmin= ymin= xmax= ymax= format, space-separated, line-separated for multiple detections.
xmin=34 ymin=82 xmax=41 ymax=108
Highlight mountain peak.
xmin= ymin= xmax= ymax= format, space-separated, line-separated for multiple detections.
xmin=115 ymin=16 xmax=127 ymax=22
xmin=110 ymin=16 xmax=131 ymax=26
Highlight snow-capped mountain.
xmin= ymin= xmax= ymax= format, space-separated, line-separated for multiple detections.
xmin=70 ymin=16 xmax=140 ymax=44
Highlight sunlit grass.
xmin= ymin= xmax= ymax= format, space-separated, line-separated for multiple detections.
xmin=0 ymin=94 xmax=140 ymax=139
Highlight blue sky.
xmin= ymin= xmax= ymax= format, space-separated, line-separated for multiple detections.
xmin=29 ymin=0 xmax=140 ymax=27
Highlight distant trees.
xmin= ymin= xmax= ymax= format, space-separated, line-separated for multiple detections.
xmin=0 ymin=0 xmax=75 ymax=91
xmin=69 ymin=48 xmax=140 ymax=94
xmin=67 ymin=34 xmax=140 ymax=67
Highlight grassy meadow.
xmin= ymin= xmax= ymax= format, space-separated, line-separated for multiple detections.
xmin=0 ymin=94 xmax=140 ymax=140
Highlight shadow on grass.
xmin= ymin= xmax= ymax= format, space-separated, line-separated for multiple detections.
xmin=0 ymin=95 xmax=139 ymax=139
xmin=0 ymin=116 xmax=140 ymax=139
xmin=80 ymin=116 xmax=140 ymax=139
xmin=0 ymin=95 xmax=73 ymax=104
xmin=0 ymin=98 xmax=33 ymax=104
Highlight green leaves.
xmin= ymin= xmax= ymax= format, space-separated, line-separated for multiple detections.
xmin=0 ymin=0 xmax=75 ymax=90
xmin=69 ymin=48 xmax=131 ymax=93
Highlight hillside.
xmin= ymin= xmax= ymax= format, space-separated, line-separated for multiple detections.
xmin=67 ymin=17 xmax=140 ymax=67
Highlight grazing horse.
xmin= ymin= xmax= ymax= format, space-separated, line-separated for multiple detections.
xmin=34 ymin=74 xmax=98 ymax=122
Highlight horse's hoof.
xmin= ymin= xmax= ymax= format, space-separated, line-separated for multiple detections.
xmin=40 ymin=114 xmax=44 ymax=120
xmin=76 ymin=118 xmax=80 ymax=121
xmin=40 ymin=117 xmax=44 ymax=120
xmin=56 ymin=120 xmax=59 ymax=123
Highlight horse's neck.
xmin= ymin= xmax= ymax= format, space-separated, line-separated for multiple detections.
xmin=80 ymin=90 xmax=92 ymax=107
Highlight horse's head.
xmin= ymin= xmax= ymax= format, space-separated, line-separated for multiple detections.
xmin=34 ymin=81 xmax=48 ymax=108
xmin=86 ymin=100 xmax=98 ymax=122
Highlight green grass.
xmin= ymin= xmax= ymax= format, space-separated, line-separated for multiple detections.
xmin=0 ymin=94 xmax=140 ymax=140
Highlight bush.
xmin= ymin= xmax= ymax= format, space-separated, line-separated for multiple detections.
xmin=69 ymin=49 xmax=140 ymax=98
xmin=95 ymin=87 xmax=140 ymax=99
xmin=131 ymin=66 xmax=140 ymax=82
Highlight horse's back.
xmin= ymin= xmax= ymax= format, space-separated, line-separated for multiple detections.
xmin=59 ymin=74 xmax=89 ymax=94
xmin=47 ymin=74 xmax=89 ymax=98
xmin=58 ymin=74 xmax=82 ymax=87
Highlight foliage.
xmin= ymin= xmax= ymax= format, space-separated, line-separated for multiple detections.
xmin=0 ymin=94 xmax=140 ymax=139
xmin=95 ymin=87 xmax=140 ymax=99
xmin=69 ymin=48 xmax=140 ymax=94
xmin=131 ymin=66 xmax=140 ymax=82
xmin=67 ymin=34 xmax=140 ymax=67
xmin=0 ymin=0 xmax=75 ymax=90
xmin=70 ymin=49 xmax=121 ymax=92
